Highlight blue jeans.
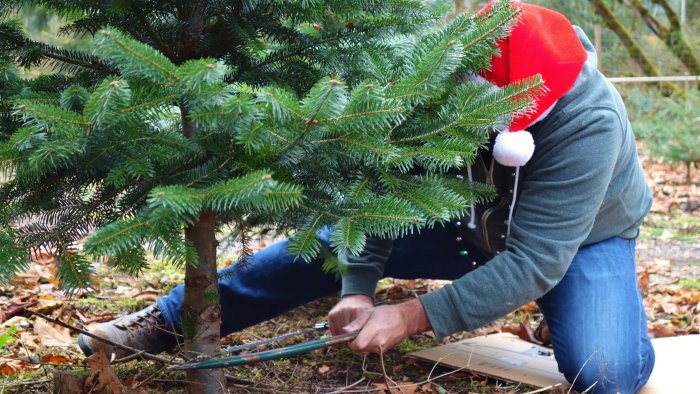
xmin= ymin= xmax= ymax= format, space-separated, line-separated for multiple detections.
xmin=157 ymin=225 xmax=654 ymax=393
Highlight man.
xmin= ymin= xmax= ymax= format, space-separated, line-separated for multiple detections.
xmin=79 ymin=2 xmax=655 ymax=392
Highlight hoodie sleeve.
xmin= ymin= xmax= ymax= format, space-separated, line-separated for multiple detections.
xmin=339 ymin=237 xmax=394 ymax=299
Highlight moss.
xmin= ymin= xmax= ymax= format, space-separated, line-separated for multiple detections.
xmin=203 ymin=289 xmax=220 ymax=304
xmin=74 ymin=296 xmax=149 ymax=314
xmin=332 ymin=347 xmax=361 ymax=362
xmin=395 ymin=338 xmax=434 ymax=353
xmin=181 ymin=312 xmax=197 ymax=341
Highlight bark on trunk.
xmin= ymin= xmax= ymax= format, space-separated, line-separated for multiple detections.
xmin=182 ymin=211 xmax=225 ymax=394
xmin=588 ymin=0 xmax=681 ymax=96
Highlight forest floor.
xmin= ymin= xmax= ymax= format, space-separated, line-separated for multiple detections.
xmin=0 ymin=148 xmax=698 ymax=393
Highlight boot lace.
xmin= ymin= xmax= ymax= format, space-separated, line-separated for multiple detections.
xmin=118 ymin=306 xmax=165 ymax=336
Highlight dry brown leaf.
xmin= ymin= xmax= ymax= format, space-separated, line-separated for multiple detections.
xmin=1 ymin=316 xmax=28 ymax=328
xmin=32 ymin=300 xmax=63 ymax=315
xmin=420 ymin=383 xmax=433 ymax=392
xmin=649 ymin=324 xmax=676 ymax=338
xmin=34 ymin=318 xmax=72 ymax=347
xmin=84 ymin=351 xmax=123 ymax=393
xmin=0 ymin=359 xmax=29 ymax=375
xmin=40 ymin=354 xmax=73 ymax=364
xmin=123 ymin=375 xmax=149 ymax=394
xmin=317 ymin=364 xmax=330 ymax=374
xmin=18 ymin=331 xmax=39 ymax=351
xmin=518 ymin=300 xmax=539 ymax=313
xmin=637 ymin=269 xmax=650 ymax=293
xmin=14 ymin=269 xmax=40 ymax=289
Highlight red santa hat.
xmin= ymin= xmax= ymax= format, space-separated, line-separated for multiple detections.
xmin=477 ymin=1 xmax=588 ymax=167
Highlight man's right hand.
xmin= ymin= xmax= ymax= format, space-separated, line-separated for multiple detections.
xmin=328 ymin=294 xmax=374 ymax=335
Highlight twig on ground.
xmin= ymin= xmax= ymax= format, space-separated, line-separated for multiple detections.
xmin=224 ymin=374 xmax=255 ymax=386
xmin=337 ymin=349 xmax=468 ymax=393
xmin=0 ymin=377 xmax=51 ymax=390
xmin=112 ymin=351 xmax=146 ymax=364
xmin=135 ymin=351 xmax=183 ymax=389
xmin=523 ymin=383 xmax=564 ymax=394
xmin=426 ymin=351 xmax=462 ymax=382
xmin=27 ymin=310 xmax=173 ymax=364
xmin=326 ymin=377 xmax=367 ymax=394
xmin=378 ymin=347 xmax=404 ymax=394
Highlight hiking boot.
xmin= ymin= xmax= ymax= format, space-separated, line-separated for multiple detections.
xmin=78 ymin=305 xmax=179 ymax=359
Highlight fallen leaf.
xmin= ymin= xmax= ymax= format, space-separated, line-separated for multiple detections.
xmin=652 ymin=259 xmax=671 ymax=270
xmin=0 ymin=300 xmax=37 ymax=324
xmin=1 ymin=316 xmax=29 ymax=328
xmin=34 ymin=319 xmax=72 ymax=347
xmin=32 ymin=300 xmax=63 ymax=315
xmin=0 ymin=358 xmax=29 ymax=375
xmin=18 ymin=331 xmax=39 ymax=350
xmin=31 ymin=251 xmax=57 ymax=264
xmin=420 ymin=383 xmax=433 ymax=392
xmin=123 ymin=375 xmax=149 ymax=394
xmin=517 ymin=301 xmax=539 ymax=313
xmin=40 ymin=354 xmax=72 ymax=364
xmin=318 ymin=364 xmax=330 ymax=374
xmin=84 ymin=351 xmax=123 ymax=393
xmin=637 ymin=269 xmax=650 ymax=293
xmin=649 ymin=324 xmax=676 ymax=338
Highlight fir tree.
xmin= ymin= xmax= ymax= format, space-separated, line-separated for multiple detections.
xmin=0 ymin=1 xmax=540 ymax=391
xmin=631 ymin=89 xmax=700 ymax=185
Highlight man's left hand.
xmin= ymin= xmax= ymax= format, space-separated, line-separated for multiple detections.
xmin=342 ymin=298 xmax=432 ymax=353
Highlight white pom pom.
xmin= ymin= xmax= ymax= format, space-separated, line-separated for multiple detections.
xmin=493 ymin=130 xmax=535 ymax=167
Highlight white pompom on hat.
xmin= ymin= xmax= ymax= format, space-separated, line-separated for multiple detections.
xmin=493 ymin=130 xmax=534 ymax=167
xmin=477 ymin=1 xmax=588 ymax=167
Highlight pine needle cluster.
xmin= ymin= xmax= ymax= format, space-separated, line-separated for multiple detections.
xmin=0 ymin=0 xmax=541 ymax=292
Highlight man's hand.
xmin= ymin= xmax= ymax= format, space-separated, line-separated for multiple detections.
xmin=342 ymin=298 xmax=432 ymax=354
xmin=328 ymin=294 xmax=374 ymax=335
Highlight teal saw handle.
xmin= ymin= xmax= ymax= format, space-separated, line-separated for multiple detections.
xmin=172 ymin=331 xmax=359 ymax=370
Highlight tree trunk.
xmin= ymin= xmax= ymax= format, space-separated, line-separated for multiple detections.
xmin=182 ymin=211 xmax=225 ymax=393
xmin=588 ymin=0 xmax=681 ymax=96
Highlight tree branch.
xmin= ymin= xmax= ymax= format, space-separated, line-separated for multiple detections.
xmin=0 ymin=30 xmax=110 ymax=73
xmin=587 ymin=0 xmax=680 ymax=95
xmin=651 ymin=0 xmax=681 ymax=28
xmin=629 ymin=0 xmax=700 ymax=75
xmin=135 ymin=11 xmax=177 ymax=61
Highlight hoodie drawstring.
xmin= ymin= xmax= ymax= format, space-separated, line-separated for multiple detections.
xmin=466 ymin=165 xmax=477 ymax=229
xmin=506 ymin=166 xmax=520 ymax=236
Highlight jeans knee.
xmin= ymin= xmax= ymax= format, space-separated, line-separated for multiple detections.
xmin=559 ymin=352 xmax=647 ymax=394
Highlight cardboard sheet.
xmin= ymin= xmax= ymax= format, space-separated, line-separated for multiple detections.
xmin=410 ymin=333 xmax=568 ymax=389
xmin=410 ymin=333 xmax=700 ymax=393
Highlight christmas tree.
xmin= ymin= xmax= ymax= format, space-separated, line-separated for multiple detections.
xmin=0 ymin=1 xmax=540 ymax=391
